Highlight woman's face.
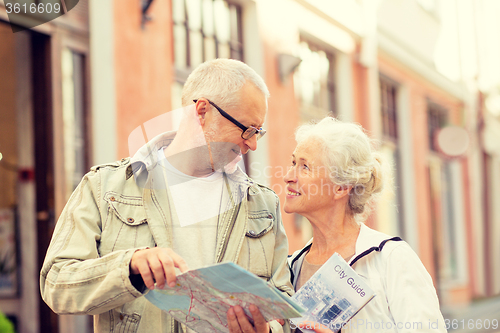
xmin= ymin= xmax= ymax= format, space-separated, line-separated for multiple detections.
xmin=283 ymin=138 xmax=337 ymax=217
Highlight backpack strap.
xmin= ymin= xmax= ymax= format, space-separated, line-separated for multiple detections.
xmin=290 ymin=237 xmax=403 ymax=287
xmin=349 ymin=236 xmax=403 ymax=267
xmin=289 ymin=243 xmax=312 ymax=284
xmin=335 ymin=237 xmax=402 ymax=333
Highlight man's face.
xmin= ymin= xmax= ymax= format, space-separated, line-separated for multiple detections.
xmin=203 ymin=82 xmax=267 ymax=171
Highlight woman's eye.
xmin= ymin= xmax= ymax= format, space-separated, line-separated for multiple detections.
xmin=303 ymin=164 xmax=309 ymax=170
xmin=291 ymin=160 xmax=296 ymax=166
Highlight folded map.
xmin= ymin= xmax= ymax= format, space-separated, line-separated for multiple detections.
xmin=145 ymin=262 xmax=305 ymax=333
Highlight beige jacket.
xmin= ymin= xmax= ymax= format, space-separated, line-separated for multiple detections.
xmin=40 ymin=132 xmax=293 ymax=333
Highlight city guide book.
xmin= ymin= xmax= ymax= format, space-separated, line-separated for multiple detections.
xmin=144 ymin=262 xmax=305 ymax=333
xmin=290 ymin=253 xmax=375 ymax=333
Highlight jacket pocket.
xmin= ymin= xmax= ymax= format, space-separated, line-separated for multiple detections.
xmin=114 ymin=312 xmax=141 ymax=333
xmin=100 ymin=192 xmax=154 ymax=254
xmin=246 ymin=211 xmax=274 ymax=238
xmin=243 ymin=211 xmax=276 ymax=278
xmin=104 ymin=192 xmax=147 ymax=226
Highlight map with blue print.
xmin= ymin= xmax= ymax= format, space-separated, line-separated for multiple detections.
xmin=145 ymin=262 xmax=304 ymax=333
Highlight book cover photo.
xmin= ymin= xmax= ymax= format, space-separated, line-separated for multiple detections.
xmin=291 ymin=253 xmax=375 ymax=333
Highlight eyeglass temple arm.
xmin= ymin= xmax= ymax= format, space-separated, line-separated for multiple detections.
xmin=193 ymin=99 xmax=249 ymax=133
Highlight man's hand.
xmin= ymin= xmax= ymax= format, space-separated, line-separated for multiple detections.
xmin=130 ymin=248 xmax=189 ymax=290
xmin=227 ymin=304 xmax=274 ymax=333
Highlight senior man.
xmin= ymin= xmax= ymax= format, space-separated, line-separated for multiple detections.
xmin=40 ymin=59 xmax=292 ymax=333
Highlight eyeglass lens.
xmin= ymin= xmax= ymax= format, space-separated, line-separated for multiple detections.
xmin=243 ymin=128 xmax=266 ymax=140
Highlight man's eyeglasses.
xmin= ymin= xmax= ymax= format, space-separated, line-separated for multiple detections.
xmin=193 ymin=99 xmax=266 ymax=140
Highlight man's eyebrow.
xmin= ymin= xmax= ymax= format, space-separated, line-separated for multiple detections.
xmin=251 ymin=115 xmax=265 ymax=128
xmin=249 ymin=120 xmax=264 ymax=128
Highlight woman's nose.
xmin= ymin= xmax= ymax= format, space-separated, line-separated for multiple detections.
xmin=283 ymin=166 xmax=296 ymax=183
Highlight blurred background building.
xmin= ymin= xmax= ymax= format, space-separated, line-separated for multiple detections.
xmin=1 ymin=0 xmax=500 ymax=332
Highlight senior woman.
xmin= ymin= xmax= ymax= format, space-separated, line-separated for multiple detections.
xmin=284 ymin=117 xmax=446 ymax=333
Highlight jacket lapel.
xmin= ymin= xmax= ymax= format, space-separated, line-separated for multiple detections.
xmin=142 ymin=165 xmax=175 ymax=249
xmin=215 ymin=175 xmax=248 ymax=263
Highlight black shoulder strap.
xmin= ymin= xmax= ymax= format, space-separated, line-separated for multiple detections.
xmin=336 ymin=236 xmax=402 ymax=333
xmin=289 ymin=243 xmax=312 ymax=284
xmin=290 ymin=237 xmax=403 ymax=284
xmin=349 ymin=237 xmax=402 ymax=267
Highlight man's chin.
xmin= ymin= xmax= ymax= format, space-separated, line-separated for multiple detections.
xmin=208 ymin=142 xmax=242 ymax=173
xmin=221 ymin=153 xmax=242 ymax=174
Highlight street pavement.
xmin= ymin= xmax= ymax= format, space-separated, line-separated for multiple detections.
xmin=442 ymin=296 xmax=500 ymax=333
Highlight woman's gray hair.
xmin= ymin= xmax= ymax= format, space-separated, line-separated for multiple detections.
xmin=181 ymin=59 xmax=270 ymax=109
xmin=295 ymin=117 xmax=387 ymax=221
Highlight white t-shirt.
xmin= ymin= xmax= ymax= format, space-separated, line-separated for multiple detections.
xmin=157 ymin=148 xmax=227 ymax=270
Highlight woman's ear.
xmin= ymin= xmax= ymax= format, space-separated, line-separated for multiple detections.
xmin=334 ymin=184 xmax=352 ymax=200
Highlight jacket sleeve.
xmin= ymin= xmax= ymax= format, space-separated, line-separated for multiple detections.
xmin=40 ymin=169 xmax=145 ymax=315
xmin=384 ymin=243 xmax=447 ymax=332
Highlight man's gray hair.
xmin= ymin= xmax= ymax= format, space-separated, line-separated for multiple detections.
xmin=181 ymin=59 xmax=270 ymax=109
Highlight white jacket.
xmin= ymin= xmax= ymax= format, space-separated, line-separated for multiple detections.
xmin=289 ymin=224 xmax=447 ymax=333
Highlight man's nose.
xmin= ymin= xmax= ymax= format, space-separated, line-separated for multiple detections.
xmin=244 ymin=136 xmax=258 ymax=151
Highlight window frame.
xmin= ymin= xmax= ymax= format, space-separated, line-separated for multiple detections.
xmin=294 ymin=37 xmax=337 ymax=123
xmin=172 ymin=0 xmax=244 ymax=81
xmin=379 ymin=76 xmax=399 ymax=143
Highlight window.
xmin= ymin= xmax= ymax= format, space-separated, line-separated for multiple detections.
xmin=426 ymin=103 xmax=463 ymax=283
xmin=171 ymin=0 xmax=246 ymax=172
xmin=62 ymin=48 xmax=88 ymax=194
xmin=427 ymin=102 xmax=448 ymax=152
xmin=171 ymin=0 xmax=244 ymax=110
xmin=172 ymin=0 xmax=243 ymax=75
xmin=294 ymin=40 xmax=336 ymax=122
xmin=380 ymin=78 xmax=398 ymax=142
xmin=428 ymin=157 xmax=461 ymax=283
xmin=377 ymin=78 xmax=405 ymax=238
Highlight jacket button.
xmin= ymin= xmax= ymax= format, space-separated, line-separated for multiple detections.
xmin=248 ymin=230 xmax=256 ymax=236
xmin=119 ymin=314 xmax=124 ymax=321
xmin=267 ymin=214 xmax=273 ymax=219
xmin=110 ymin=196 xmax=116 ymax=201
xmin=127 ymin=218 xmax=135 ymax=223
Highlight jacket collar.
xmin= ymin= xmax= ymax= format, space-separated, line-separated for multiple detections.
xmin=289 ymin=224 xmax=394 ymax=285
xmin=354 ymin=223 xmax=393 ymax=257
xmin=128 ymin=131 xmax=253 ymax=188
xmin=290 ymin=223 xmax=389 ymax=262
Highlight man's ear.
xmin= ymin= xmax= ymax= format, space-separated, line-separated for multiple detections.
xmin=195 ymin=99 xmax=210 ymax=125
xmin=334 ymin=184 xmax=352 ymax=200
